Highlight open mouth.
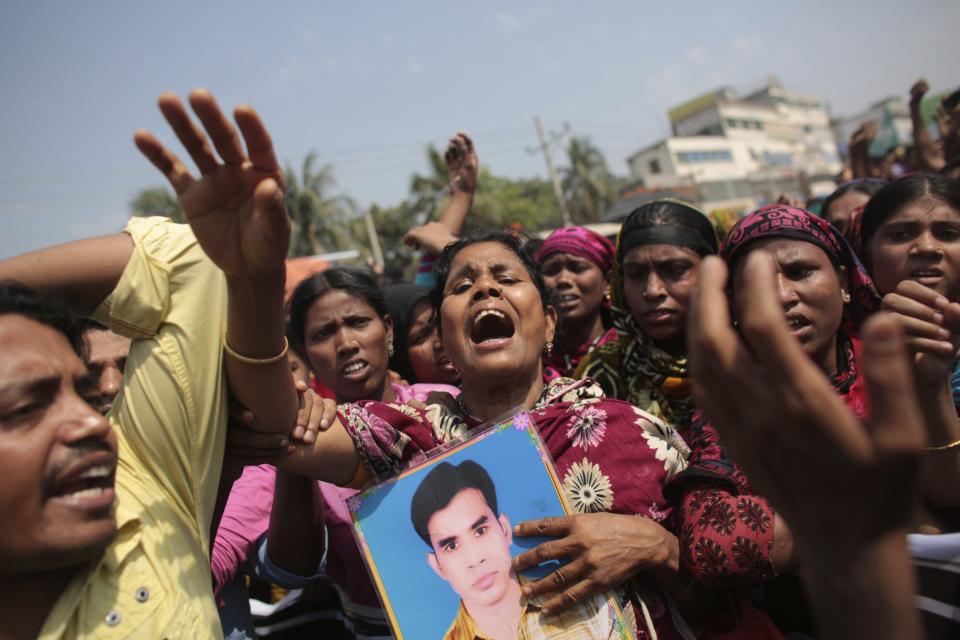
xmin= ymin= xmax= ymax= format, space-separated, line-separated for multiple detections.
xmin=436 ymin=353 xmax=457 ymax=371
xmin=470 ymin=309 xmax=516 ymax=345
xmin=340 ymin=359 xmax=369 ymax=378
xmin=785 ymin=314 xmax=811 ymax=336
xmin=558 ymin=294 xmax=579 ymax=307
xmin=49 ymin=462 xmax=116 ymax=510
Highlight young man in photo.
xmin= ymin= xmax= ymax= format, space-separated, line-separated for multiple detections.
xmin=411 ymin=460 xmax=617 ymax=640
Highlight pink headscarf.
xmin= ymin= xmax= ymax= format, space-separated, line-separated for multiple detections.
xmin=535 ymin=226 xmax=615 ymax=273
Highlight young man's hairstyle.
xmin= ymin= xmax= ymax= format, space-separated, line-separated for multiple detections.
xmin=0 ymin=281 xmax=87 ymax=358
xmin=410 ymin=460 xmax=499 ymax=547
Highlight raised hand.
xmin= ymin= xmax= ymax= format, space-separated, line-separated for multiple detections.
xmin=881 ymin=279 xmax=960 ymax=386
xmin=134 ymin=89 xmax=290 ymax=277
xmin=910 ymin=78 xmax=929 ymax=106
xmin=688 ymin=254 xmax=924 ymax=549
xmin=445 ymin=132 xmax=478 ymax=194
xmin=689 ymin=254 xmax=925 ymax=639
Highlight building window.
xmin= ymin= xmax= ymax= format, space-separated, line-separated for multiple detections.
xmin=726 ymin=118 xmax=738 ymax=128
xmin=677 ymin=150 xmax=733 ymax=164
xmin=649 ymin=159 xmax=661 ymax=174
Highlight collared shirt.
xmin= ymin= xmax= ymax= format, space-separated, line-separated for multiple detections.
xmin=39 ymin=217 xmax=230 ymax=638
xmin=442 ymin=577 xmax=622 ymax=640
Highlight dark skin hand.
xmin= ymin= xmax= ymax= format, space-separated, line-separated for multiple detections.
xmin=512 ymin=513 xmax=680 ymax=615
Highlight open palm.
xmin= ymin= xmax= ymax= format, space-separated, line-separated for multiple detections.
xmin=134 ymin=89 xmax=290 ymax=276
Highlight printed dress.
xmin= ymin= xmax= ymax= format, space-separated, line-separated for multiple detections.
xmin=337 ymin=377 xmax=698 ymax=639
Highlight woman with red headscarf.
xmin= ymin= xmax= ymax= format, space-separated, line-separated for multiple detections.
xmin=668 ymin=204 xmax=880 ymax=635
xmin=535 ymin=226 xmax=618 ymax=380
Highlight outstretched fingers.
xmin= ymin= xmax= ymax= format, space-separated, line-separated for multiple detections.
xmin=157 ymin=92 xmax=219 ymax=175
xmin=133 ymin=129 xmax=195 ymax=194
xmin=234 ymin=105 xmax=281 ymax=177
xmin=189 ymin=88 xmax=246 ymax=166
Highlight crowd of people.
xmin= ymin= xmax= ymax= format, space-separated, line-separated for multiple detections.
xmin=1 ymin=78 xmax=959 ymax=640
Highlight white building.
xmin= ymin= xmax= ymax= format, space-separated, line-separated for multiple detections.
xmin=623 ymin=78 xmax=842 ymax=214
xmin=832 ymin=96 xmax=913 ymax=159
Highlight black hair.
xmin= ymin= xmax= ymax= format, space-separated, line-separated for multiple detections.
xmin=410 ymin=460 xmax=498 ymax=548
xmin=820 ymin=179 xmax=887 ymax=224
xmin=430 ymin=230 xmax=554 ymax=321
xmin=383 ymin=283 xmax=432 ymax=383
xmin=860 ymin=174 xmax=960 ymax=260
xmin=288 ymin=267 xmax=387 ymax=354
xmin=618 ymin=200 xmax=719 ymax=260
xmin=0 ymin=281 xmax=87 ymax=359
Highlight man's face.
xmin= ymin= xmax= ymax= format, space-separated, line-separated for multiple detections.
xmin=84 ymin=329 xmax=131 ymax=415
xmin=0 ymin=316 xmax=118 ymax=576
xmin=426 ymin=488 xmax=515 ymax=609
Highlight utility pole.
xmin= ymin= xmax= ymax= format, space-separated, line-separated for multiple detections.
xmin=530 ymin=117 xmax=572 ymax=227
xmin=362 ymin=208 xmax=385 ymax=269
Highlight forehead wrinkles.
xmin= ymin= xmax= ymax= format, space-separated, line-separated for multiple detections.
xmin=307 ymin=292 xmax=376 ymax=324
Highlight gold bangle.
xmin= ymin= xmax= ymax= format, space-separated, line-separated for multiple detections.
xmin=924 ymin=437 xmax=960 ymax=452
xmin=223 ymin=336 xmax=289 ymax=365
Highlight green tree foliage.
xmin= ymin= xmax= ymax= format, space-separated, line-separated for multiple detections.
xmin=561 ymin=136 xmax=622 ymax=224
xmin=130 ymin=139 xmax=624 ymax=282
xmin=284 ymin=153 xmax=357 ymax=257
xmin=129 ymin=187 xmax=183 ymax=223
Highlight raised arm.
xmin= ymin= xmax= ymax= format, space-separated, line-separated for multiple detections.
xmin=908 ymin=79 xmax=946 ymax=173
xmin=404 ymin=133 xmax=478 ymax=254
xmin=437 ymin=132 xmax=477 ymax=234
xmin=134 ymin=89 xmax=296 ymax=434
xmin=689 ymin=254 xmax=924 ymax=640
xmin=0 ymin=234 xmax=132 ymax=316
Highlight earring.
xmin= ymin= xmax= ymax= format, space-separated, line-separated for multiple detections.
xmin=544 ymin=341 xmax=554 ymax=357
xmin=842 ymin=292 xmax=851 ymax=303
xmin=388 ymin=341 xmax=395 ymax=357
xmin=604 ymin=292 xmax=612 ymax=303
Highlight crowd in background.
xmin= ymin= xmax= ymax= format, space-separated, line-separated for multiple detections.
xmin=1 ymin=76 xmax=959 ymax=640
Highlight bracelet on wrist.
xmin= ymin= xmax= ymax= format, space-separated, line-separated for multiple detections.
xmin=224 ymin=336 xmax=289 ymax=365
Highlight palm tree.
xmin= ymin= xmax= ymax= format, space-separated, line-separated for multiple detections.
xmin=561 ymin=137 xmax=618 ymax=224
xmin=129 ymin=187 xmax=183 ymax=223
xmin=408 ymin=144 xmax=449 ymax=216
xmin=284 ymin=153 xmax=357 ymax=257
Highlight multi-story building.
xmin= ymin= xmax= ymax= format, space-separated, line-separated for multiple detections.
xmin=619 ymin=78 xmax=842 ymax=216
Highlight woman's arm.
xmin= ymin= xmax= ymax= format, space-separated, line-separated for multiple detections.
xmin=908 ymin=79 xmax=946 ymax=173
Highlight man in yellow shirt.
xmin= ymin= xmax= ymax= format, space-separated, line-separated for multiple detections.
xmin=0 ymin=90 xmax=304 ymax=638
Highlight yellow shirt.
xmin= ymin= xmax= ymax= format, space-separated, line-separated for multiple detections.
xmin=442 ymin=577 xmax=624 ymax=640
xmin=39 ymin=217 xmax=230 ymax=638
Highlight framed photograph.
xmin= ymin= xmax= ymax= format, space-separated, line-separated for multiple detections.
xmin=349 ymin=412 xmax=632 ymax=639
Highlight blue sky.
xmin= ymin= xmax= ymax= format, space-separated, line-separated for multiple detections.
xmin=2 ymin=0 xmax=957 ymax=258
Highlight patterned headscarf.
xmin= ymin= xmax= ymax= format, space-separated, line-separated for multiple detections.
xmin=535 ymin=225 xmax=616 ymax=273
xmin=720 ymin=204 xmax=879 ymax=335
xmin=577 ymin=199 xmax=718 ymax=428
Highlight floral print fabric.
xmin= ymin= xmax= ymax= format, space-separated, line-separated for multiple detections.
xmin=337 ymin=377 xmax=688 ymax=520
xmin=668 ymin=335 xmax=868 ymax=585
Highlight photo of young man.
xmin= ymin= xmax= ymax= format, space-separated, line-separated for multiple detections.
xmin=410 ymin=460 xmax=617 ymax=640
